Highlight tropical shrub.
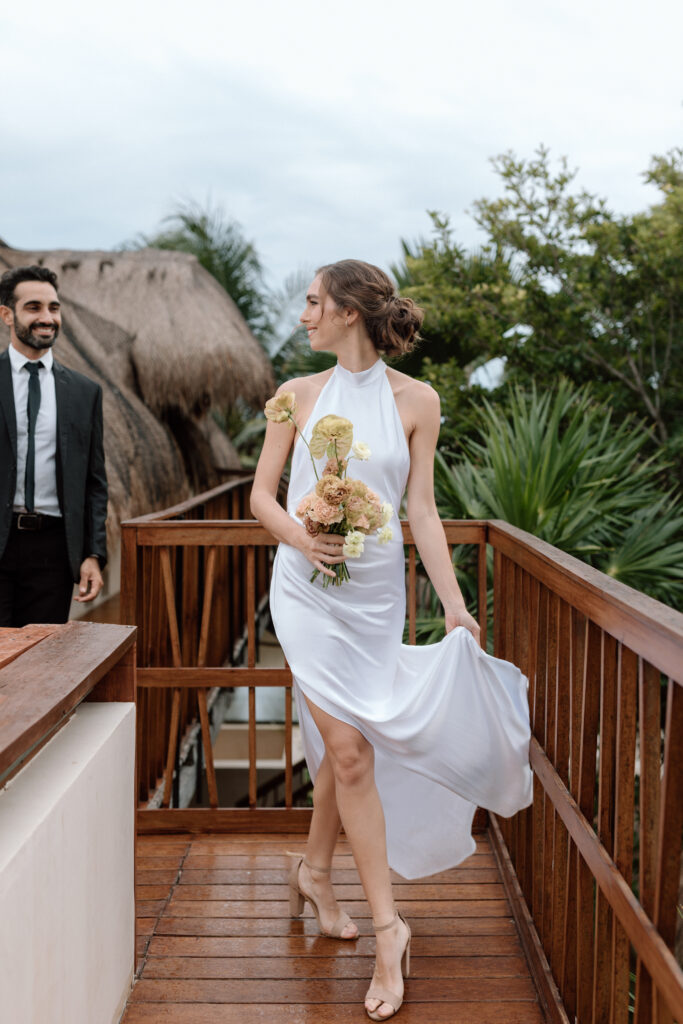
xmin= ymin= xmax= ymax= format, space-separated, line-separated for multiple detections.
xmin=433 ymin=379 xmax=683 ymax=607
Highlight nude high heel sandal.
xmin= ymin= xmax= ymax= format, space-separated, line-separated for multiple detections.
xmin=287 ymin=852 xmax=358 ymax=940
xmin=365 ymin=911 xmax=411 ymax=1021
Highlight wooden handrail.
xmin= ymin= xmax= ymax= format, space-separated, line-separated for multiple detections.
xmin=489 ymin=520 xmax=683 ymax=680
xmin=0 ymin=622 xmax=136 ymax=785
xmin=489 ymin=528 xmax=683 ymax=1023
xmin=123 ymin=473 xmax=257 ymax=524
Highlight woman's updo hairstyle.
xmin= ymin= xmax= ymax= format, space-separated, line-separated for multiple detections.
xmin=317 ymin=259 xmax=423 ymax=358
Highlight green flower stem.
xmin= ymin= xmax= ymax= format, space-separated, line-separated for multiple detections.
xmin=310 ymin=562 xmax=351 ymax=588
xmin=287 ymin=411 xmax=319 ymax=481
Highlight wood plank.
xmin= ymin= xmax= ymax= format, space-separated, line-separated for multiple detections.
xmin=610 ymin=644 xmax=638 ymax=1024
xmin=593 ymin=631 xmax=618 ymax=1024
xmin=0 ymin=621 xmax=136 ymax=778
xmin=162 ymin=899 xmax=513 ymax=919
xmin=177 ymin=868 xmax=502 ymax=884
xmin=576 ymin=619 xmax=601 ymax=1023
xmin=129 ymin=977 xmax=539 ymax=1003
xmin=141 ymin=954 xmax=530 ymax=979
xmin=152 ymin=917 xmax=520 ymax=938
xmin=146 ymin=934 xmax=525 ymax=958
xmin=176 ymin=834 xmax=491 ymax=852
xmin=137 ymin=869 xmax=180 ymax=885
xmin=123 ymin=477 xmax=255 ymax=524
xmin=169 ymin=883 xmax=507 ymax=901
xmin=137 ymin=808 xmax=314 ymax=833
xmin=122 ymin=1001 xmax=547 ymax=1023
xmin=0 ymin=624 xmax=57 ymax=668
xmin=654 ymin=680 xmax=683 ymax=952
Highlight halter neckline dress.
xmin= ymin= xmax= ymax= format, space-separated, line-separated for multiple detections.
xmin=269 ymin=358 xmax=532 ymax=879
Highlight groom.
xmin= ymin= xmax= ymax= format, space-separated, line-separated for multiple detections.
xmin=0 ymin=265 xmax=108 ymax=626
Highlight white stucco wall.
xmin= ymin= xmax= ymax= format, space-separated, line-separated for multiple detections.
xmin=0 ymin=702 xmax=136 ymax=1024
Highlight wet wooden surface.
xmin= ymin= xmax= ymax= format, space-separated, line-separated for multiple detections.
xmin=122 ymin=831 xmax=545 ymax=1023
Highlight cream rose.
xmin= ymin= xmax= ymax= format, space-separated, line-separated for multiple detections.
xmin=351 ymin=440 xmax=371 ymax=461
xmin=381 ymin=502 xmax=393 ymax=526
xmin=378 ymin=525 xmax=393 ymax=544
xmin=343 ymin=530 xmax=365 ymax=558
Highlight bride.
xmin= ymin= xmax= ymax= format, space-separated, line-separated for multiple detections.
xmin=250 ymin=259 xmax=532 ymax=1020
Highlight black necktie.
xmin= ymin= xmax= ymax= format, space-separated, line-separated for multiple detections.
xmin=24 ymin=361 xmax=44 ymax=513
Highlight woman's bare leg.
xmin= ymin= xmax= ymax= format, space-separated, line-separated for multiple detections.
xmin=297 ymin=754 xmax=358 ymax=939
xmin=304 ymin=697 xmax=410 ymax=1019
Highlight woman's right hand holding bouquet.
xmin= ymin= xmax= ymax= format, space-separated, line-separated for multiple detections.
xmin=300 ymin=529 xmax=347 ymax=580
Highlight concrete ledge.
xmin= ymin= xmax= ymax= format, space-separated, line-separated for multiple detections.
xmin=0 ymin=702 xmax=136 ymax=1024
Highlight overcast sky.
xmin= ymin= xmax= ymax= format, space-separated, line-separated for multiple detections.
xmin=1 ymin=0 xmax=681 ymax=297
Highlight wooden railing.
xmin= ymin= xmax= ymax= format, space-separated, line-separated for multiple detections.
xmin=120 ymin=478 xmax=488 ymax=830
xmin=120 ymin=476 xmax=271 ymax=815
xmin=489 ymin=520 xmax=683 ymax=1024
xmin=0 ymin=621 xmax=136 ymax=786
xmin=120 ymin=481 xmax=683 ymax=1021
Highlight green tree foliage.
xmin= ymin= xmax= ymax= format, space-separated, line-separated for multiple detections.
xmin=391 ymin=215 xmax=521 ymax=378
xmin=472 ymin=147 xmax=683 ymax=474
xmin=434 ymin=380 xmax=683 ymax=608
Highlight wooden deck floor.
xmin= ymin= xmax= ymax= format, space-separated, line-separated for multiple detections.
xmin=122 ymin=831 xmax=546 ymax=1023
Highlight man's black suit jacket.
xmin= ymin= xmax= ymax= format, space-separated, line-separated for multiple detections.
xmin=0 ymin=349 xmax=108 ymax=581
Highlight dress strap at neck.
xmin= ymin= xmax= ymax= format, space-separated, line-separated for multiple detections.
xmin=334 ymin=359 xmax=386 ymax=388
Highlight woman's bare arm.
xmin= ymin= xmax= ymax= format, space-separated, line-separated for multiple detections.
xmin=250 ymin=378 xmax=346 ymax=579
xmin=403 ymin=382 xmax=480 ymax=640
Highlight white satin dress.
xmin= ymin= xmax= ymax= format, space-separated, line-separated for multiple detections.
xmin=270 ymin=358 xmax=533 ymax=879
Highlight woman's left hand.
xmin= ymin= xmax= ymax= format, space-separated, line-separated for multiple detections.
xmin=445 ymin=607 xmax=481 ymax=645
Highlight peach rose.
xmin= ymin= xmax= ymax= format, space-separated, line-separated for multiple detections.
xmin=315 ymin=475 xmax=352 ymax=505
xmin=296 ymin=492 xmax=316 ymax=518
xmin=323 ymin=457 xmax=347 ymax=476
xmin=308 ymin=498 xmax=344 ymax=526
xmin=304 ymin=515 xmax=321 ymax=536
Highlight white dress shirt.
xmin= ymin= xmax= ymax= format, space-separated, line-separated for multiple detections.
xmin=9 ymin=343 xmax=61 ymax=517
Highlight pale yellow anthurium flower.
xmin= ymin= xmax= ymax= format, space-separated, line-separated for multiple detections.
xmin=310 ymin=415 xmax=354 ymax=459
xmin=264 ymin=392 xmax=297 ymax=423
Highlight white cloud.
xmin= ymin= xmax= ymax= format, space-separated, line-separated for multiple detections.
xmin=1 ymin=0 xmax=681 ymax=284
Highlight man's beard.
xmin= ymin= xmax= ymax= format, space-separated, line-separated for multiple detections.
xmin=15 ymin=319 xmax=59 ymax=350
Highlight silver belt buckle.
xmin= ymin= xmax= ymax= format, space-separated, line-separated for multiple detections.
xmin=16 ymin=513 xmax=41 ymax=530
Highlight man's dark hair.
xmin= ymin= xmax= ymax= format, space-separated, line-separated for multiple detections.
xmin=0 ymin=265 xmax=59 ymax=309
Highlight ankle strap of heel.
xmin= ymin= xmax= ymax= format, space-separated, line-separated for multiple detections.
xmin=303 ymin=857 xmax=331 ymax=875
xmin=372 ymin=912 xmax=398 ymax=932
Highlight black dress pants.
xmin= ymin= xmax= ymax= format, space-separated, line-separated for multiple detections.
xmin=0 ymin=516 xmax=75 ymax=626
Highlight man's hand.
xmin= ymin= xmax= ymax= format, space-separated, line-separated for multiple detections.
xmin=74 ymin=556 xmax=104 ymax=603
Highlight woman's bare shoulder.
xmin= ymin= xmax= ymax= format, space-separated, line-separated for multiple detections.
xmin=386 ymin=367 xmax=439 ymax=409
xmin=276 ymin=369 xmax=333 ymax=399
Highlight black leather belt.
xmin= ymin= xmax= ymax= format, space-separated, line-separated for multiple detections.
xmin=13 ymin=512 xmax=61 ymax=531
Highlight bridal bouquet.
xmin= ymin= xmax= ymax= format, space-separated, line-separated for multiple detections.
xmin=265 ymin=391 xmax=393 ymax=587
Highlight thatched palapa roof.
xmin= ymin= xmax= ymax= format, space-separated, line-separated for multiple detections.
xmin=0 ymin=246 xmax=274 ymax=534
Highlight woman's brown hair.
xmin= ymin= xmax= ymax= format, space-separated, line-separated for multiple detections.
xmin=317 ymin=259 xmax=423 ymax=358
